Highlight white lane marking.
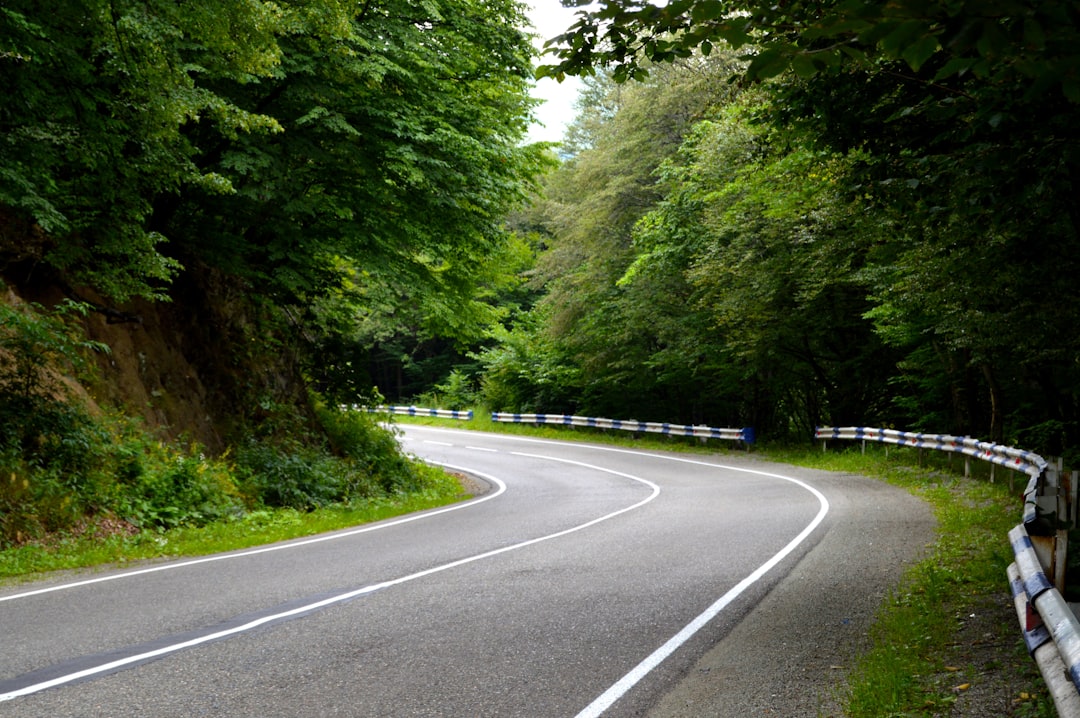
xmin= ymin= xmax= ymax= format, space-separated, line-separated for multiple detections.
xmin=466 ymin=446 xmax=498 ymax=452
xmin=1 ymin=460 xmax=659 ymax=702
xmin=402 ymin=426 xmax=833 ymax=717
xmin=575 ymin=474 xmax=829 ymax=718
xmin=422 ymin=440 xmax=454 ymax=446
xmin=1 ymin=465 xmax=506 ymax=604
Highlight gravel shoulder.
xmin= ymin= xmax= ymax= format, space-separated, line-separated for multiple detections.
xmin=645 ymin=466 xmax=936 ymax=717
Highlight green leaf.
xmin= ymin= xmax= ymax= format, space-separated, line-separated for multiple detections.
xmin=790 ymin=53 xmax=820 ymax=79
xmin=690 ymin=1 xmax=726 ymax=23
xmin=879 ymin=20 xmax=930 ymax=59
xmin=901 ymin=35 xmax=940 ymax=71
xmin=1063 ymin=78 xmax=1080 ymax=103
xmin=713 ymin=20 xmax=751 ymax=49
xmin=1023 ymin=18 xmax=1046 ymax=50
xmin=746 ymin=47 xmax=790 ymax=80
xmin=976 ymin=19 xmax=1007 ymax=59
xmin=932 ymin=56 xmax=976 ymax=81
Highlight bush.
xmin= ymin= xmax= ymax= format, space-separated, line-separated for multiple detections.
xmin=122 ymin=447 xmax=243 ymax=529
xmin=417 ymin=368 xmax=479 ymax=411
xmin=317 ymin=404 xmax=420 ymax=494
xmin=0 ymin=294 xmax=444 ymax=547
xmin=236 ymin=440 xmax=357 ymax=510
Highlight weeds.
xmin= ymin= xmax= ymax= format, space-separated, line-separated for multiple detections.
xmin=0 ymin=302 xmax=466 ymax=566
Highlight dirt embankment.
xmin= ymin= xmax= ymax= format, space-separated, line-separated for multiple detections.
xmin=4 ymin=265 xmax=313 ymax=454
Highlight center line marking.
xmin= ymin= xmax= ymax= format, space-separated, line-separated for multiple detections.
xmin=1 ymin=459 xmax=658 ymax=702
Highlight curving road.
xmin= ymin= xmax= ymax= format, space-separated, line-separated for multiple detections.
xmin=0 ymin=426 xmax=933 ymax=716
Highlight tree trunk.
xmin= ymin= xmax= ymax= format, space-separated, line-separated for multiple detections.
xmin=982 ymin=363 xmax=1004 ymax=443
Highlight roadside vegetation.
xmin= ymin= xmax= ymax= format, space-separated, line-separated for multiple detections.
xmin=0 ymin=299 xmax=467 ymax=580
xmin=772 ymin=446 xmax=1055 ymax=717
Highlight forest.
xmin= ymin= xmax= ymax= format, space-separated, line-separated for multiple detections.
xmin=2 ymin=0 xmax=1079 ymax=545
xmin=427 ymin=0 xmax=1080 ymax=459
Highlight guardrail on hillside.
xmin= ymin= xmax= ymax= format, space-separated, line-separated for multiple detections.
xmin=365 ymin=405 xmax=474 ymax=421
xmin=816 ymin=426 xmax=1080 ymax=715
xmin=493 ymin=412 xmax=754 ymax=445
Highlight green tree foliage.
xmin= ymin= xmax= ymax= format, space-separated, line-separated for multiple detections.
xmin=542 ymin=0 xmax=1080 ymax=100
xmin=504 ymin=56 xmax=744 ymax=420
xmin=1 ymin=0 xmax=545 ymax=313
xmin=2 ymin=0 xmax=550 ymax=412
xmin=616 ymin=100 xmax=898 ymax=434
xmin=0 ymin=0 xmax=284 ymax=300
xmin=162 ymin=0 xmax=549 ymax=307
xmin=516 ymin=0 xmax=1080 ymax=453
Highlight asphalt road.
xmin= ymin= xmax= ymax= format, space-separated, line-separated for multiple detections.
xmin=0 ymin=426 xmax=934 ymax=716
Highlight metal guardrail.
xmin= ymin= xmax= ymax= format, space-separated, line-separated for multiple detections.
xmin=817 ymin=426 xmax=1080 ymax=715
xmin=491 ymin=412 xmax=754 ymax=444
xmin=365 ymin=405 xmax=474 ymax=421
xmin=814 ymin=426 xmax=1047 ymax=478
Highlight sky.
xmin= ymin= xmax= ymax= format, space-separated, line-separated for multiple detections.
xmin=523 ymin=1 xmax=585 ymax=144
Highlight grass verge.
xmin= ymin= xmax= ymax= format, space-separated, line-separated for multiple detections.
xmin=770 ymin=446 xmax=1054 ymax=717
xmin=0 ymin=461 xmax=465 ymax=584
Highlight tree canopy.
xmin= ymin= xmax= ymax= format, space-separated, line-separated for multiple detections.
xmin=1 ymin=0 xmax=546 ymax=306
xmin=468 ymin=0 xmax=1080 ymax=455
xmin=0 ymin=0 xmax=558 ymax=456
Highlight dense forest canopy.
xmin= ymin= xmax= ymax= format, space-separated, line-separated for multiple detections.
xmin=1 ymin=0 xmax=549 ymax=404
xmin=457 ymin=0 xmax=1080 ymax=457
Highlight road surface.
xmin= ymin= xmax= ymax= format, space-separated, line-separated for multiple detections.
xmin=0 ymin=426 xmax=933 ymax=716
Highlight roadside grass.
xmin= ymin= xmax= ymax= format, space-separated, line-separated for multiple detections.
xmin=769 ymin=446 xmax=1054 ymax=717
xmin=0 ymin=461 xmax=465 ymax=584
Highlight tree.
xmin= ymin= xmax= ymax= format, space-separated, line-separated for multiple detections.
xmin=619 ymin=96 xmax=900 ymax=434
xmin=541 ymin=0 xmax=1080 ymax=101
xmin=526 ymin=55 xmax=742 ymax=419
xmin=537 ymin=0 xmax=1080 ymax=449
xmin=2 ymin=0 xmax=552 ymax=442
xmin=0 ymin=0 xmax=284 ymax=301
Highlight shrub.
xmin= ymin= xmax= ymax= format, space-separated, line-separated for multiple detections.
xmin=121 ymin=446 xmax=243 ymax=529
xmin=234 ymin=440 xmax=351 ymax=510
xmin=317 ymin=404 xmax=421 ymax=494
xmin=418 ymin=368 xmax=479 ymax=411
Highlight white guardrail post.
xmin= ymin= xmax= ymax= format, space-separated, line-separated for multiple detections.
xmin=490 ymin=412 xmax=754 ymax=445
xmin=361 ymin=405 xmax=474 ymax=421
xmin=816 ymin=426 xmax=1080 ymax=714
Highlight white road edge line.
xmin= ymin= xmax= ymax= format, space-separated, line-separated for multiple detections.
xmin=1 ymin=460 xmax=660 ymax=702
xmin=401 ymin=425 xmax=832 ymax=717
xmin=0 ymin=463 xmax=507 ymax=604
xmin=574 ymin=464 xmax=829 ymax=718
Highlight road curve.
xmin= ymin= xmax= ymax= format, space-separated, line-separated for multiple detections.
xmin=0 ymin=427 xmax=933 ymax=716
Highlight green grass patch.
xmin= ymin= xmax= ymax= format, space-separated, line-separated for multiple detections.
xmin=746 ymin=444 xmax=1053 ymax=717
xmin=0 ymin=461 xmax=466 ymax=584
